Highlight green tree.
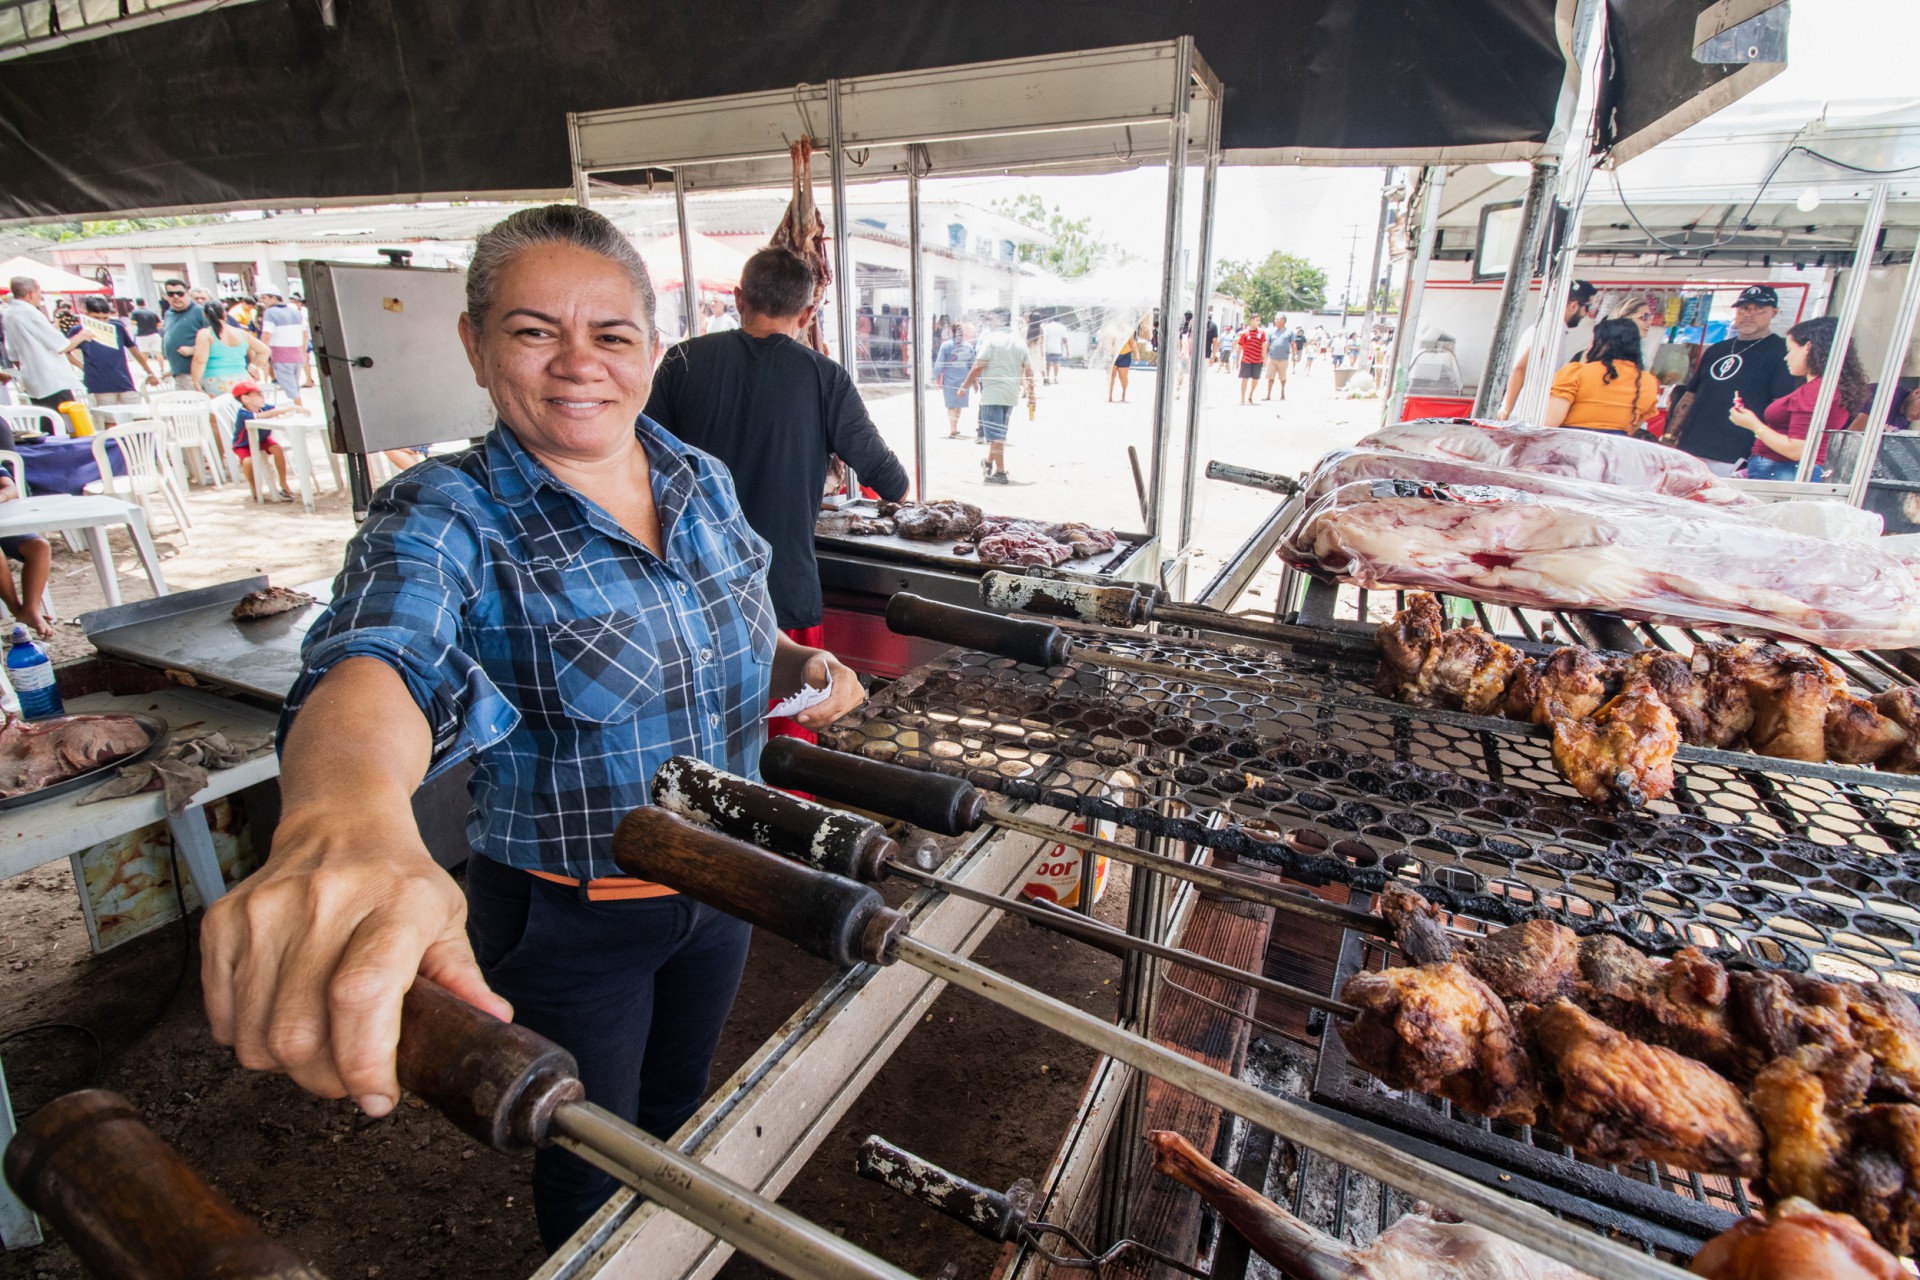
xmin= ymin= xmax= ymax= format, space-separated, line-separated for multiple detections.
xmin=22 ymin=215 xmax=216 ymax=242
xmin=990 ymin=194 xmax=1126 ymax=278
xmin=1214 ymin=251 xmax=1328 ymax=317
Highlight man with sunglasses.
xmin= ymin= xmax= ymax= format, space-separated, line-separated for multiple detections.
xmin=1500 ymin=279 xmax=1598 ymax=420
xmin=160 ymin=278 xmax=210 ymax=390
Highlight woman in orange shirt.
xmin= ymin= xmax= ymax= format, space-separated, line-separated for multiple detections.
xmin=1544 ymin=318 xmax=1659 ymax=433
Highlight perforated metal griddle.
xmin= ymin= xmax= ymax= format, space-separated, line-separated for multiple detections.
xmin=821 ymin=621 xmax=1920 ymax=987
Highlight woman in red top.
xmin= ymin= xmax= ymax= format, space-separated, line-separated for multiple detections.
xmin=1727 ymin=315 xmax=1866 ymax=483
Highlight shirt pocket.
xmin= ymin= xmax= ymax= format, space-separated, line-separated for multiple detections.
xmin=546 ymin=610 xmax=664 ymax=724
xmin=727 ymin=575 xmax=778 ymax=665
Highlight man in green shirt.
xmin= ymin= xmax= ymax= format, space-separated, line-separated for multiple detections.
xmin=959 ymin=311 xmax=1035 ymax=485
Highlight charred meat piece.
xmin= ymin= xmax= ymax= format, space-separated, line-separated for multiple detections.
xmin=1624 ymin=648 xmax=1714 ymax=745
xmin=1044 ymin=521 xmax=1118 ymax=559
xmin=1687 ymin=1197 xmax=1905 ymax=1280
xmin=1376 ymin=881 xmax=1454 ymax=965
xmin=1871 ymin=687 xmax=1920 ymax=774
xmin=1374 ymin=592 xmax=1526 ymax=716
xmin=882 ymin=500 xmax=983 ymax=540
xmin=231 ymin=586 xmax=315 ymax=620
xmin=1525 ymin=998 xmax=1763 ymax=1177
xmin=1749 ymin=652 xmax=1849 ymax=762
xmin=1750 ymin=1052 xmax=1864 ymax=1214
xmin=1548 ymin=682 xmax=1680 ymax=806
xmin=1690 ymin=640 xmax=1762 ymax=748
xmin=1505 ymin=646 xmax=1618 ymax=725
xmin=1463 ymin=918 xmax=1582 ymax=1004
xmin=1337 ymin=960 xmax=1539 ymax=1123
xmin=1574 ymin=936 xmax=1743 ymax=1076
xmin=0 ymin=711 xmax=153 ymax=799
xmin=815 ymin=514 xmax=895 ymax=537
xmin=1826 ymin=692 xmax=1909 ymax=766
xmin=1733 ymin=970 xmax=1920 ymax=1102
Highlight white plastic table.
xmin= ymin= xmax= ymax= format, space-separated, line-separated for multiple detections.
xmin=245 ymin=412 xmax=338 ymax=513
xmin=0 ymin=494 xmax=168 ymax=607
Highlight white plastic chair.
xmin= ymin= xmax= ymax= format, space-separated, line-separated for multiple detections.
xmin=148 ymin=390 xmax=227 ymax=488
xmin=0 ymin=405 xmax=66 ymax=442
xmin=0 ymin=450 xmax=61 ymax=623
xmin=83 ymin=421 xmax=192 ymax=543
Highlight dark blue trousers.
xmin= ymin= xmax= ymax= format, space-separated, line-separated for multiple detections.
xmin=463 ymin=855 xmax=752 ymax=1252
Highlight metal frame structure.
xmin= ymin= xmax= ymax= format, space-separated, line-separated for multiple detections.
xmin=567 ymin=40 xmax=1223 ymax=550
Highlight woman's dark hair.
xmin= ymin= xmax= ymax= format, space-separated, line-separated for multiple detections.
xmin=1583 ymin=317 xmax=1648 ymax=423
xmin=82 ymin=295 xmax=111 ymax=315
xmin=1788 ymin=316 xmax=1869 ymax=416
xmin=202 ymin=302 xmax=227 ymax=337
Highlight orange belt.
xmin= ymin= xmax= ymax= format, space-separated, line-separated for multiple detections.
xmin=526 ymin=869 xmax=680 ymax=902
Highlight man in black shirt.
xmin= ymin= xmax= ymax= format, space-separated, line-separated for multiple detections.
xmin=1668 ymin=285 xmax=1801 ymax=473
xmin=645 ymin=247 xmax=908 ymax=637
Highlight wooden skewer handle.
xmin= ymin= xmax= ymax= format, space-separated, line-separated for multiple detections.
xmin=652 ymin=755 xmax=898 ymax=881
xmin=4 ymin=1089 xmax=331 ymax=1280
xmin=884 ymin=592 xmax=1071 ymax=668
xmin=612 ymin=806 xmax=908 ymax=967
xmin=854 ymin=1135 xmax=1033 ymax=1244
xmin=761 ymin=738 xmax=987 ymax=837
xmin=395 ymin=977 xmax=583 ymax=1154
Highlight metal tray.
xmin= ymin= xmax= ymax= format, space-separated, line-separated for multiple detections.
xmin=0 ymin=711 xmax=171 ymax=811
xmin=815 ymin=503 xmax=1145 ymax=579
xmin=82 ymin=576 xmax=331 ymax=704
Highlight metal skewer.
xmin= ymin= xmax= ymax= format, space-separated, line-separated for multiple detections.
xmin=651 ymin=756 xmax=1359 ymax=1020
xmin=611 ymin=807 xmax=1690 ymax=1280
xmin=758 ymin=737 xmax=1391 ymax=940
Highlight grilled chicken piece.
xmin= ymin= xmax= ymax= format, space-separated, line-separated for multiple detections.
xmin=1377 ymin=881 xmax=1455 ymax=965
xmin=231 ymin=586 xmax=315 ymax=620
xmin=1825 ymin=692 xmax=1909 ymax=765
xmin=1733 ymin=970 xmax=1920 ymax=1101
xmin=0 ymin=711 xmax=153 ymax=800
xmin=1688 ymin=1198 xmax=1905 ymax=1280
xmin=1749 ymin=652 xmax=1850 ymax=762
xmin=1525 ymin=999 xmax=1763 ymax=1177
xmin=1574 ymin=935 xmax=1744 ymax=1076
xmin=1146 ymin=1129 xmax=1597 ymax=1280
xmin=1691 ymin=640 xmax=1765 ymax=748
xmin=1504 ymin=647 xmax=1618 ymax=726
xmin=1337 ymin=960 xmax=1540 ymax=1123
xmin=1374 ymin=592 xmax=1525 ymax=716
xmin=1464 ymin=919 xmax=1582 ymax=1004
xmin=1623 ymin=649 xmax=1714 ymax=745
xmin=1871 ymin=687 xmax=1920 ymax=774
xmin=1548 ymin=682 xmax=1680 ymax=806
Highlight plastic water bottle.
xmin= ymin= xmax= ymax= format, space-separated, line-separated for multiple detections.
xmin=4 ymin=625 xmax=63 ymax=720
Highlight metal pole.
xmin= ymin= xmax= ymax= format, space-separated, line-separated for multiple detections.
xmin=1800 ymin=182 xmax=1888 ymax=483
xmin=895 ymin=937 xmax=1688 ymax=1280
xmin=673 ymin=170 xmax=698 ymax=342
xmin=551 ymin=1104 xmax=914 ymax=1280
xmin=1384 ymin=165 xmax=1448 ymax=426
xmin=1473 ymin=158 xmax=1559 ymax=418
xmin=1145 ymin=37 xmax=1194 ymax=546
xmin=1359 ymin=169 xmax=1393 ymax=368
xmin=1177 ymin=67 xmax=1223 ymax=556
xmin=907 ymin=152 xmax=929 ymax=500
xmin=828 ymin=79 xmax=855 ymax=372
xmin=1848 ymin=233 xmax=1920 ymax=507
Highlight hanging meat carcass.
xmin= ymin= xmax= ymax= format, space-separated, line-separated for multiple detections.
xmin=769 ymin=138 xmax=832 ymax=356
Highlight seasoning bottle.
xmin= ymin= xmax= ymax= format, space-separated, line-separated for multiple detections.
xmin=5 ymin=625 xmax=64 ymax=720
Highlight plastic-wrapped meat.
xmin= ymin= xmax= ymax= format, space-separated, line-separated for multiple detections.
xmin=883 ymin=501 xmax=982 ymax=540
xmin=1279 ymin=476 xmax=1920 ymax=649
xmin=1358 ymin=419 xmax=1751 ymax=506
xmin=977 ymin=530 xmax=1072 ymax=567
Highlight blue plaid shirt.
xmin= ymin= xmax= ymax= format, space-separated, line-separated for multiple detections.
xmin=285 ymin=418 xmax=776 ymax=883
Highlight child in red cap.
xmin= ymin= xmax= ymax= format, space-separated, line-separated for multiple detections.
xmin=228 ymin=380 xmax=301 ymax=501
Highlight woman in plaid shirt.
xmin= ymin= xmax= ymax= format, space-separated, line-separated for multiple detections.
xmin=201 ymin=206 xmax=867 ymax=1249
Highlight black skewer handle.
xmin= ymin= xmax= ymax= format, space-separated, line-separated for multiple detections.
xmin=761 ymin=738 xmax=988 ymax=837
xmin=612 ymin=805 xmax=908 ymax=967
xmin=854 ymin=1136 xmax=1033 ymax=1244
xmin=885 ymin=592 xmax=1071 ymax=668
xmin=652 ymin=755 xmax=897 ymax=881
xmin=977 ymin=572 xmax=1153 ymax=628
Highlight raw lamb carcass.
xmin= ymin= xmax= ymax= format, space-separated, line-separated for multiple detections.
xmin=1279 ymin=477 xmax=1920 ymax=649
xmin=1358 ymin=418 xmax=1750 ymax=506
xmin=0 ymin=711 xmax=152 ymax=800
xmin=769 ymin=139 xmax=831 ymax=355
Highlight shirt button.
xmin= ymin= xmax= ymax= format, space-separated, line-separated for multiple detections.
xmin=708 ymin=712 xmax=721 ymax=728
xmin=700 ymin=647 xmax=714 ymax=661
xmin=677 ymin=582 xmax=690 ymax=596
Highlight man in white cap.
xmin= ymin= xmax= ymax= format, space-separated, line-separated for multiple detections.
xmin=257 ymin=286 xmax=308 ymax=406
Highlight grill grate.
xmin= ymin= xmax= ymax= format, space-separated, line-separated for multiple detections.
xmin=824 ymin=624 xmax=1920 ymax=987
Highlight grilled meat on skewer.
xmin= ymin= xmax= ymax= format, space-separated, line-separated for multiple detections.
xmin=1375 ymin=593 xmax=1526 ymax=715
xmin=1732 ymin=970 xmax=1920 ymax=1102
xmin=0 ymin=711 xmax=152 ymax=800
xmin=1376 ymin=882 xmax=1455 ymax=965
xmin=1548 ymin=681 xmax=1680 ymax=806
xmin=1505 ymin=647 xmax=1619 ymax=725
xmin=1574 ymin=935 xmax=1744 ymax=1077
xmin=1869 ymin=687 xmax=1920 ymax=774
xmin=1337 ymin=960 xmax=1540 ymax=1123
xmin=1524 ymin=999 xmax=1763 ymax=1178
xmin=1145 ymin=1129 xmax=1597 ymax=1280
xmin=1688 ymin=1198 xmax=1904 ymax=1280
xmin=1825 ymin=692 xmax=1909 ymax=765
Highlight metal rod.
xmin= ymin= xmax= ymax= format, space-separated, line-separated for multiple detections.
xmin=1359 ymin=168 xmax=1393 ymax=367
xmin=1384 ymin=165 xmax=1448 ymax=425
xmin=1145 ymin=36 xmax=1194 ymax=543
xmin=1474 ymin=159 xmax=1559 ymax=419
xmin=979 ymin=803 xmax=1390 ymax=938
xmin=906 ymin=150 xmax=929 ymax=501
xmin=1177 ymin=52 xmax=1223 ymax=554
xmin=673 ymin=169 xmax=699 ymax=342
xmin=551 ymin=1103 xmax=914 ymax=1280
xmin=1848 ymin=207 xmax=1920 ymax=507
xmin=827 ymin=79 xmax=854 ymax=369
xmin=1799 ymin=181 xmax=1887 ymax=483
xmin=888 ymin=863 xmax=1358 ymax=1019
xmin=892 ymin=938 xmax=1687 ymax=1280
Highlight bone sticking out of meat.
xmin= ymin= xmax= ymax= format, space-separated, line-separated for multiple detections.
xmin=0 ymin=711 xmax=152 ymax=799
xmin=231 ymin=587 xmax=316 ymax=620
xmin=769 ymin=138 xmax=831 ymax=355
xmin=1377 ymin=882 xmax=1455 ymax=965
xmin=1145 ymin=1130 xmax=1596 ymax=1280
xmin=1688 ymin=1198 xmax=1906 ymax=1280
